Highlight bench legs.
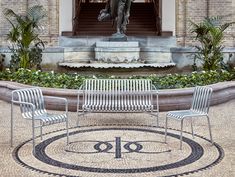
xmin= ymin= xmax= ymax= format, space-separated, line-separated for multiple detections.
xmin=77 ymin=111 xmax=85 ymax=126
xmin=149 ymin=112 xmax=159 ymax=127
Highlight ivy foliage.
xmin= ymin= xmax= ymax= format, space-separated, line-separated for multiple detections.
xmin=0 ymin=69 xmax=234 ymax=89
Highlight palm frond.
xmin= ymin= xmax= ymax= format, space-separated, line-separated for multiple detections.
xmin=3 ymin=5 xmax=46 ymax=69
xmin=190 ymin=16 xmax=234 ymax=71
xmin=220 ymin=22 xmax=235 ymax=32
xmin=27 ymin=5 xmax=47 ymax=28
xmin=3 ymin=8 xmax=18 ymax=18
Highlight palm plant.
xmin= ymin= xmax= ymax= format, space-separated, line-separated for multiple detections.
xmin=3 ymin=5 xmax=46 ymax=69
xmin=190 ymin=16 xmax=234 ymax=71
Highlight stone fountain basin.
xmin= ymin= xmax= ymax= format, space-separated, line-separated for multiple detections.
xmin=0 ymin=81 xmax=234 ymax=112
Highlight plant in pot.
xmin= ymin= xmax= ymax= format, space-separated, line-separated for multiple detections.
xmin=190 ymin=16 xmax=234 ymax=71
xmin=3 ymin=5 xmax=46 ymax=70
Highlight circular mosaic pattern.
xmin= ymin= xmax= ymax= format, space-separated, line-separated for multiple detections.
xmin=13 ymin=127 xmax=224 ymax=177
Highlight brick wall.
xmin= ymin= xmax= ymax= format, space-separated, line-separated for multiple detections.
xmin=176 ymin=0 xmax=235 ymax=47
xmin=0 ymin=0 xmax=234 ymax=47
xmin=0 ymin=0 xmax=59 ymax=47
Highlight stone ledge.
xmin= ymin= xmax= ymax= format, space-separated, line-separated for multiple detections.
xmin=170 ymin=47 xmax=235 ymax=53
xmin=96 ymin=41 xmax=139 ymax=48
xmin=0 ymin=81 xmax=234 ymax=112
xmin=58 ymin=62 xmax=176 ymax=68
xmin=95 ymin=48 xmax=140 ymax=52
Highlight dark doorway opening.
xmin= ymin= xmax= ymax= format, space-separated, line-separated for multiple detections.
xmin=62 ymin=0 xmax=172 ymax=36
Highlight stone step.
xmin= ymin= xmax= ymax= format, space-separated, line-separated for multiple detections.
xmin=61 ymin=45 xmax=175 ymax=65
xmin=75 ymin=2 xmax=157 ymax=36
xmin=74 ymin=31 xmax=158 ymax=36
xmin=59 ymin=36 xmax=177 ymax=48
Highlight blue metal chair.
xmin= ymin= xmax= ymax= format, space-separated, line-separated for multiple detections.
xmin=165 ymin=86 xmax=213 ymax=149
xmin=11 ymin=87 xmax=69 ymax=154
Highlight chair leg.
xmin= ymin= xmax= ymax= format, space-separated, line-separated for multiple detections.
xmin=76 ymin=115 xmax=79 ymax=126
xmin=165 ymin=116 xmax=168 ymax=143
xmin=191 ymin=118 xmax=194 ymax=139
xmin=207 ymin=115 xmax=213 ymax=144
xmin=157 ymin=112 xmax=159 ymax=127
xmin=77 ymin=111 xmax=85 ymax=127
xmin=152 ymin=109 xmax=159 ymax=127
xmin=66 ymin=118 xmax=69 ymax=145
xmin=32 ymin=119 xmax=35 ymax=155
xmin=40 ymin=121 xmax=43 ymax=141
xmin=180 ymin=119 xmax=184 ymax=150
xmin=11 ymin=102 xmax=14 ymax=147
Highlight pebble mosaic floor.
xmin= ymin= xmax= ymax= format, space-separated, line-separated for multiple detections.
xmin=0 ymin=100 xmax=234 ymax=177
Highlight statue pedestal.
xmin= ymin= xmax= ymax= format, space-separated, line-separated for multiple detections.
xmin=95 ymin=41 xmax=140 ymax=63
xmin=109 ymin=33 xmax=127 ymax=41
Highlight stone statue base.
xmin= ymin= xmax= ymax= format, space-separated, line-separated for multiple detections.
xmin=109 ymin=33 xmax=127 ymax=41
xmin=95 ymin=41 xmax=140 ymax=63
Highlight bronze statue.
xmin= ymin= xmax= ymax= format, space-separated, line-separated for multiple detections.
xmin=98 ymin=0 xmax=132 ymax=40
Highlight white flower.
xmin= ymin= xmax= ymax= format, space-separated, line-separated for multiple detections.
xmin=35 ymin=70 xmax=41 ymax=75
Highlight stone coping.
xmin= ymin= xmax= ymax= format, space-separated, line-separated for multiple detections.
xmin=170 ymin=47 xmax=235 ymax=53
xmin=58 ymin=62 xmax=176 ymax=68
xmin=141 ymin=47 xmax=171 ymax=52
xmin=94 ymin=48 xmax=140 ymax=52
xmin=1 ymin=47 xmax=234 ymax=53
xmin=0 ymin=81 xmax=234 ymax=111
xmin=1 ymin=46 xmax=234 ymax=53
xmin=96 ymin=41 xmax=139 ymax=47
xmin=0 ymin=47 xmax=65 ymax=53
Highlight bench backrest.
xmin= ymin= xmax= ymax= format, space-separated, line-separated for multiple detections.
xmin=82 ymin=79 xmax=153 ymax=111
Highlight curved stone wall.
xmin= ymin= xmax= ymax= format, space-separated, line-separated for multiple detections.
xmin=0 ymin=81 xmax=234 ymax=112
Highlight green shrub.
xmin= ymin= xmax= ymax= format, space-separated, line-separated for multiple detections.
xmin=3 ymin=5 xmax=46 ymax=70
xmin=0 ymin=69 xmax=234 ymax=89
xmin=190 ymin=16 xmax=235 ymax=71
xmin=0 ymin=53 xmax=6 ymax=71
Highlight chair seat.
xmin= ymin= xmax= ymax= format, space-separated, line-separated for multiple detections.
xmin=167 ymin=110 xmax=206 ymax=120
xmin=83 ymin=104 xmax=153 ymax=112
xmin=32 ymin=113 xmax=67 ymax=125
